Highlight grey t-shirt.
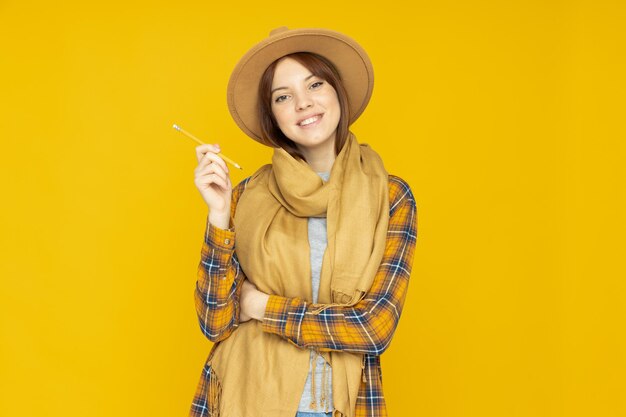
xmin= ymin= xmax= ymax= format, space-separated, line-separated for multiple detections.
xmin=297 ymin=170 xmax=334 ymax=412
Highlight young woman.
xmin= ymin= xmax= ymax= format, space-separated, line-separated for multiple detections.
xmin=189 ymin=27 xmax=418 ymax=417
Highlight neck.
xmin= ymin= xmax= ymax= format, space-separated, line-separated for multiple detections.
xmin=298 ymin=136 xmax=336 ymax=172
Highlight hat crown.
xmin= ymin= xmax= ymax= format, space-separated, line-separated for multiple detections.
xmin=269 ymin=26 xmax=289 ymax=36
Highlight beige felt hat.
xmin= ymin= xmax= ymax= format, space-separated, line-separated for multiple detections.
xmin=226 ymin=26 xmax=374 ymax=144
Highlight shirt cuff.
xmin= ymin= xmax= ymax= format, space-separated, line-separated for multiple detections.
xmin=261 ymin=294 xmax=305 ymax=343
xmin=204 ymin=218 xmax=236 ymax=251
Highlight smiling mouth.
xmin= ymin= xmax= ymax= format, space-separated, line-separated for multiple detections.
xmin=297 ymin=114 xmax=323 ymax=127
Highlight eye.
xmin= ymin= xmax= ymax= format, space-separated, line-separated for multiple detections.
xmin=274 ymin=94 xmax=288 ymax=103
xmin=310 ymin=81 xmax=324 ymax=89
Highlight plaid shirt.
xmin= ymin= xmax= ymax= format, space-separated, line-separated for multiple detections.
xmin=190 ymin=174 xmax=418 ymax=417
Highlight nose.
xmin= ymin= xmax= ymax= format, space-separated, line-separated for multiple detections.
xmin=295 ymin=93 xmax=313 ymax=111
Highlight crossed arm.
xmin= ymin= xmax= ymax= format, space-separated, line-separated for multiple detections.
xmin=194 ymin=176 xmax=418 ymax=355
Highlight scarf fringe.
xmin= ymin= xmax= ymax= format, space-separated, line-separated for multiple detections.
xmin=310 ymin=353 xmax=317 ymax=409
xmin=310 ymin=350 xmax=333 ymax=412
xmin=310 ymin=291 xmax=366 ymax=315
xmin=361 ymin=355 xmax=367 ymax=383
xmin=207 ymin=365 xmax=222 ymax=417
xmin=321 ymin=359 xmax=327 ymax=409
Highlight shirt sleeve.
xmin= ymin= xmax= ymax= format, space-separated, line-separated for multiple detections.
xmin=194 ymin=178 xmax=249 ymax=343
xmin=261 ymin=176 xmax=418 ymax=355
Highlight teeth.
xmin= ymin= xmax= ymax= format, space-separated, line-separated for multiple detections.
xmin=298 ymin=115 xmax=320 ymax=126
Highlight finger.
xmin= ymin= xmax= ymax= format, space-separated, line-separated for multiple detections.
xmin=198 ymin=171 xmax=229 ymax=192
xmin=196 ymin=173 xmax=229 ymax=191
xmin=194 ymin=154 xmax=227 ymax=178
xmin=198 ymin=159 xmax=229 ymax=181
xmin=202 ymin=151 xmax=229 ymax=173
xmin=196 ymin=164 xmax=228 ymax=184
xmin=197 ymin=150 xmax=229 ymax=174
xmin=195 ymin=143 xmax=221 ymax=163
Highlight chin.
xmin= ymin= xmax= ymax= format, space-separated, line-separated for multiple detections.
xmin=293 ymin=135 xmax=333 ymax=148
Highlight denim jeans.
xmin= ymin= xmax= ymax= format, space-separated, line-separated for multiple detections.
xmin=295 ymin=412 xmax=333 ymax=417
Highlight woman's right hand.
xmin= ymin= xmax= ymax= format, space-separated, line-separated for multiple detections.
xmin=194 ymin=143 xmax=232 ymax=228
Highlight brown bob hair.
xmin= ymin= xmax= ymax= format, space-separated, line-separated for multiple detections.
xmin=257 ymin=52 xmax=350 ymax=161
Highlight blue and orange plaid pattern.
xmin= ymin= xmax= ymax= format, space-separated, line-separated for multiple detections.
xmin=190 ymin=174 xmax=418 ymax=417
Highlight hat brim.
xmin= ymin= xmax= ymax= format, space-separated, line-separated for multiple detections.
xmin=227 ymin=28 xmax=374 ymax=144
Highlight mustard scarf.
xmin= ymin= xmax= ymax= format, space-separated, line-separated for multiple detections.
xmin=207 ymin=132 xmax=389 ymax=417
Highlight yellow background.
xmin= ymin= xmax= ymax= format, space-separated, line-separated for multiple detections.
xmin=1 ymin=0 xmax=624 ymax=416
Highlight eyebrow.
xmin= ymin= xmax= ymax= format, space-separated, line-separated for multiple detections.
xmin=271 ymin=74 xmax=316 ymax=95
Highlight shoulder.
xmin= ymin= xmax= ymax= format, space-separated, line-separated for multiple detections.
xmin=387 ymin=174 xmax=417 ymax=217
xmin=234 ymin=164 xmax=271 ymax=191
xmin=231 ymin=164 xmax=272 ymax=207
xmin=233 ymin=176 xmax=252 ymax=198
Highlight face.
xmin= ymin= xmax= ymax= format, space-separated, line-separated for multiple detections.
xmin=270 ymin=57 xmax=341 ymax=153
